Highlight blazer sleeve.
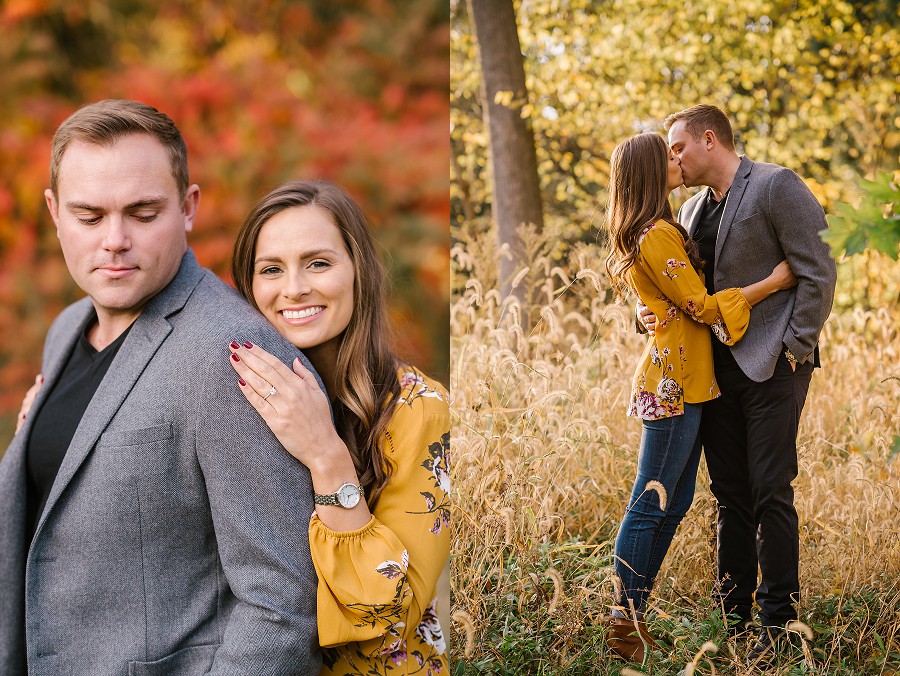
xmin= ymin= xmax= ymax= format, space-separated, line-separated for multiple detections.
xmin=766 ymin=168 xmax=838 ymax=362
xmin=194 ymin=334 xmax=321 ymax=675
xmin=639 ymin=225 xmax=751 ymax=345
xmin=309 ymin=385 xmax=450 ymax=656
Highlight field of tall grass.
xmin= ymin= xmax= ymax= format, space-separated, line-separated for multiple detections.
xmin=448 ymin=226 xmax=900 ymax=675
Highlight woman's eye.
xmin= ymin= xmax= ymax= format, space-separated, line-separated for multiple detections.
xmin=310 ymin=260 xmax=331 ymax=270
xmin=259 ymin=266 xmax=282 ymax=275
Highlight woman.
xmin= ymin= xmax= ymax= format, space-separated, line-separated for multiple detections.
xmin=602 ymin=133 xmax=796 ymax=663
xmin=228 ymin=180 xmax=449 ymax=675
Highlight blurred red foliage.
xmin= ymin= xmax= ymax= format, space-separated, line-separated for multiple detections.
xmin=0 ymin=0 xmax=449 ymax=439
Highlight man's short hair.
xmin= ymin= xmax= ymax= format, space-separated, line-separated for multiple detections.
xmin=50 ymin=99 xmax=189 ymax=199
xmin=664 ymin=104 xmax=735 ymax=151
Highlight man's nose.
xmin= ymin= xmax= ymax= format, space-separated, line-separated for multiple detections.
xmin=101 ymin=216 xmax=131 ymax=252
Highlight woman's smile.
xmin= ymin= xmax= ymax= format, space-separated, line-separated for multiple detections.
xmin=281 ymin=305 xmax=326 ymax=322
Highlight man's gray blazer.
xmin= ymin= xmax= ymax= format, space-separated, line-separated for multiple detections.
xmin=0 ymin=250 xmax=322 ymax=675
xmin=678 ymin=156 xmax=837 ymax=382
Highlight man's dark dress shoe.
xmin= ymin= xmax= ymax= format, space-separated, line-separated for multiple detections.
xmin=747 ymin=625 xmax=789 ymax=668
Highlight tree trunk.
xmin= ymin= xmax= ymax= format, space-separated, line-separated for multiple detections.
xmin=468 ymin=0 xmax=544 ymax=307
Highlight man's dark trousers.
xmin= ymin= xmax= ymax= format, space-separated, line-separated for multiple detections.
xmin=701 ymin=347 xmax=814 ymax=627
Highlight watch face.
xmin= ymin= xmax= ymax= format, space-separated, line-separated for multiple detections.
xmin=337 ymin=483 xmax=361 ymax=509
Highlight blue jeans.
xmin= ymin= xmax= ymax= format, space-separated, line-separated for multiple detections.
xmin=614 ymin=403 xmax=703 ymax=615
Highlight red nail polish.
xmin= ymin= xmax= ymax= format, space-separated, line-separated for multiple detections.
xmin=230 ymin=341 xmax=240 ymax=349
xmin=243 ymin=341 xmax=253 ymax=349
xmin=238 ymin=378 xmax=247 ymax=387
xmin=231 ymin=353 xmax=240 ymax=362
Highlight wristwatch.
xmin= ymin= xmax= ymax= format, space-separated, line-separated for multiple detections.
xmin=314 ymin=482 xmax=364 ymax=509
xmin=784 ymin=348 xmax=799 ymax=366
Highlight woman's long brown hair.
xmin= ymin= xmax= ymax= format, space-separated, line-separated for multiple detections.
xmin=232 ymin=180 xmax=400 ymax=508
xmin=604 ymin=132 xmax=702 ymax=298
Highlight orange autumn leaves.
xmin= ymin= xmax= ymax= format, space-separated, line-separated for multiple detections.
xmin=0 ymin=0 xmax=449 ymax=436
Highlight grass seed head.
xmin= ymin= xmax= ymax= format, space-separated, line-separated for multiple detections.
xmin=451 ymin=609 xmax=476 ymax=658
xmin=644 ymin=480 xmax=668 ymax=511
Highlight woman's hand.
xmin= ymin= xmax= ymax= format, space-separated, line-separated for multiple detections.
xmin=16 ymin=374 xmax=44 ymax=433
xmin=770 ymin=260 xmax=798 ymax=290
xmin=227 ymin=341 xmax=346 ymax=472
xmin=637 ymin=301 xmax=658 ymax=336
xmin=227 ymin=341 xmax=372 ymax=531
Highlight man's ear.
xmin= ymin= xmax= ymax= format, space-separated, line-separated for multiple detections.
xmin=44 ymin=188 xmax=60 ymax=235
xmin=705 ymin=130 xmax=716 ymax=149
xmin=182 ymin=184 xmax=200 ymax=233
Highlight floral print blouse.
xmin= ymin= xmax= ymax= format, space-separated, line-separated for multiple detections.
xmin=311 ymin=369 xmax=450 ymax=675
xmin=627 ymin=220 xmax=751 ymax=420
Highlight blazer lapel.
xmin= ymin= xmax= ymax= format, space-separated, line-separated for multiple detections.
xmin=715 ymin=156 xmax=753 ymax=262
xmin=16 ymin=298 xmax=95 ymax=443
xmin=32 ymin=250 xmax=205 ymax=541
xmin=683 ymin=189 xmax=710 ymax=237
xmin=0 ymin=300 xmax=95 ymax=622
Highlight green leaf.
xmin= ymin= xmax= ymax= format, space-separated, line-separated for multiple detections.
xmin=822 ymin=173 xmax=900 ymax=260
xmin=861 ymin=174 xmax=900 ymax=204
xmin=868 ymin=223 xmax=900 ymax=260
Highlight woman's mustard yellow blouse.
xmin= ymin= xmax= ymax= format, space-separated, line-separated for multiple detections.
xmin=626 ymin=220 xmax=751 ymax=420
xmin=311 ymin=370 xmax=450 ymax=676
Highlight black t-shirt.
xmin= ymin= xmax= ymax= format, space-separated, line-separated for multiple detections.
xmin=693 ymin=188 xmax=729 ymax=296
xmin=25 ymin=318 xmax=133 ymax=540
xmin=692 ymin=189 xmax=736 ymax=366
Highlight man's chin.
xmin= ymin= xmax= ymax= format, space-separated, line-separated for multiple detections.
xmin=87 ymin=288 xmax=150 ymax=314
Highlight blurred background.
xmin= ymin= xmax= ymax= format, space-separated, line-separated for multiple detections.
xmin=0 ymin=0 xmax=450 ymax=441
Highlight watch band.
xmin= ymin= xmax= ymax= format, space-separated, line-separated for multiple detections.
xmin=313 ymin=492 xmax=342 ymax=506
xmin=314 ymin=482 xmax=364 ymax=508
xmin=784 ymin=348 xmax=798 ymax=364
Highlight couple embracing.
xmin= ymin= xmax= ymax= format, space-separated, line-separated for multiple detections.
xmin=0 ymin=99 xmax=449 ymax=675
xmin=602 ymin=104 xmax=837 ymax=667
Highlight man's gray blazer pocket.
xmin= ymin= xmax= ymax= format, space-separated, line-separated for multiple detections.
xmin=731 ymin=211 xmax=762 ymax=228
xmin=97 ymin=423 xmax=174 ymax=448
xmin=729 ymin=211 xmax=772 ymax=240
xmin=128 ymin=643 xmax=219 ymax=676
xmin=95 ymin=422 xmax=177 ymax=485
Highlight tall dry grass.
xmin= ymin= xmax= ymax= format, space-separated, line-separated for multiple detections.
xmin=449 ymin=226 xmax=900 ymax=674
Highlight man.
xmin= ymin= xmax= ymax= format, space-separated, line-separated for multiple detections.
xmin=0 ymin=100 xmax=321 ymax=674
xmin=641 ymin=104 xmax=836 ymax=663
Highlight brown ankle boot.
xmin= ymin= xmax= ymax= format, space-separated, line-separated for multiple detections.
xmin=604 ymin=615 xmax=658 ymax=663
